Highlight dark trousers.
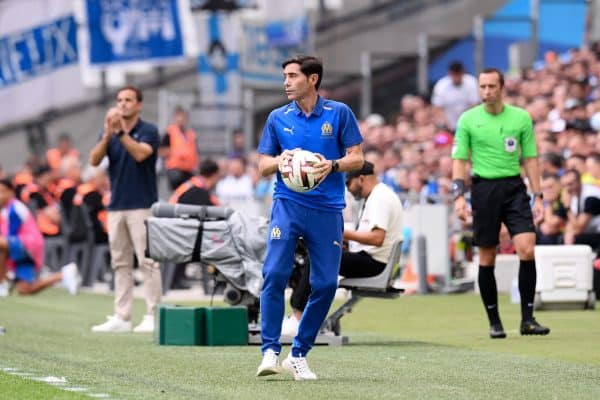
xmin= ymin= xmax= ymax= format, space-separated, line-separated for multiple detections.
xmin=290 ymin=250 xmax=386 ymax=312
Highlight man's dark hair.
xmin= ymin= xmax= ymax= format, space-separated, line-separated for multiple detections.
xmin=0 ymin=178 xmax=13 ymax=191
xmin=117 ymin=85 xmax=143 ymax=102
xmin=480 ymin=67 xmax=505 ymax=88
xmin=541 ymin=152 xmax=564 ymax=169
xmin=58 ymin=132 xmax=72 ymax=142
xmin=448 ymin=61 xmax=464 ymax=73
xmin=587 ymin=152 xmax=600 ymax=164
xmin=199 ymin=159 xmax=219 ymax=177
xmin=173 ymin=105 xmax=187 ymax=115
xmin=282 ymin=55 xmax=323 ymax=90
xmin=541 ymin=172 xmax=559 ymax=181
xmin=568 ymin=153 xmax=586 ymax=163
xmin=564 ymin=168 xmax=581 ymax=181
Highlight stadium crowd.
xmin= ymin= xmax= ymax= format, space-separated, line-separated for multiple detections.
xmin=1 ymin=45 xmax=600 ymax=296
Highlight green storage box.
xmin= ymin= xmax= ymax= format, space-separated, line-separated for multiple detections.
xmin=204 ymin=306 xmax=248 ymax=346
xmin=156 ymin=304 xmax=206 ymax=346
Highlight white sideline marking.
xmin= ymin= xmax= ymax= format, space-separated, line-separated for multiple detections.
xmin=1 ymin=366 xmax=112 ymax=398
xmin=8 ymin=372 xmax=34 ymax=376
xmin=64 ymin=387 xmax=89 ymax=392
xmin=32 ymin=376 xmax=67 ymax=384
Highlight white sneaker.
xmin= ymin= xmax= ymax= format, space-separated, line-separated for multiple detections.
xmin=133 ymin=314 xmax=155 ymax=333
xmin=0 ymin=280 xmax=9 ymax=298
xmin=91 ymin=315 xmax=132 ymax=333
xmin=281 ymin=315 xmax=300 ymax=337
xmin=256 ymin=349 xmax=281 ymax=377
xmin=282 ymin=353 xmax=317 ymax=381
xmin=61 ymin=262 xmax=80 ymax=295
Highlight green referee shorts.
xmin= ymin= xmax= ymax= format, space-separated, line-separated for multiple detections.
xmin=470 ymin=175 xmax=535 ymax=247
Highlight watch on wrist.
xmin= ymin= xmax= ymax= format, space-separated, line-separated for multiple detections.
xmin=452 ymin=179 xmax=466 ymax=201
xmin=331 ymin=159 xmax=339 ymax=173
xmin=534 ymin=192 xmax=544 ymax=200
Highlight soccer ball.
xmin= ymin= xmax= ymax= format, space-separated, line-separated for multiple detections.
xmin=280 ymin=150 xmax=324 ymax=193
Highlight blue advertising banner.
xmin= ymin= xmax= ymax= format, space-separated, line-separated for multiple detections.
xmin=86 ymin=0 xmax=184 ymax=64
xmin=240 ymin=18 xmax=310 ymax=88
xmin=0 ymin=15 xmax=78 ymax=88
xmin=265 ymin=16 xmax=308 ymax=48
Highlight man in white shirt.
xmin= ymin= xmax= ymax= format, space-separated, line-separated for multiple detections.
xmin=431 ymin=61 xmax=479 ymax=130
xmin=282 ymin=161 xmax=403 ymax=335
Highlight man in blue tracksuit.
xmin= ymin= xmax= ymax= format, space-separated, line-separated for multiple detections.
xmin=255 ymin=55 xmax=364 ymax=380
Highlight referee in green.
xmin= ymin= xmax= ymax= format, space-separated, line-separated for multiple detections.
xmin=452 ymin=68 xmax=550 ymax=339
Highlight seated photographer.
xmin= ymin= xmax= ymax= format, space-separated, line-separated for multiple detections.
xmin=282 ymin=161 xmax=403 ymax=336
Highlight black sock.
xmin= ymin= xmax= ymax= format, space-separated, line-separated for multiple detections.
xmin=519 ymin=259 xmax=536 ymax=322
xmin=478 ymin=265 xmax=501 ymax=325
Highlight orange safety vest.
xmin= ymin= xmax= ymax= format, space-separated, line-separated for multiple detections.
xmin=169 ymin=176 xmax=219 ymax=205
xmin=164 ymin=124 xmax=198 ymax=173
xmin=21 ymin=183 xmax=60 ymax=236
xmin=46 ymin=148 xmax=80 ymax=170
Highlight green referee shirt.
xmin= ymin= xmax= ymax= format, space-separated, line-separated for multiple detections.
xmin=451 ymin=104 xmax=537 ymax=179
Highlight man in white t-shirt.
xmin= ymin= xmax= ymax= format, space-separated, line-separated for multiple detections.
xmin=431 ymin=61 xmax=479 ymax=130
xmin=282 ymin=161 xmax=403 ymax=335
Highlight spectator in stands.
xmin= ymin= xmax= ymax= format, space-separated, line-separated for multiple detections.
xmin=562 ymin=168 xmax=600 ymax=245
xmin=562 ymin=168 xmax=600 ymax=298
xmin=21 ymin=165 xmax=61 ymax=238
xmin=168 ymin=159 xmax=220 ymax=290
xmin=89 ymin=86 xmax=162 ymax=334
xmin=227 ymin=130 xmax=247 ymax=159
xmin=282 ymin=162 xmax=403 ymax=337
xmin=431 ymin=61 xmax=479 ymax=130
xmin=540 ymin=152 xmax=564 ymax=176
xmin=70 ymin=165 xmax=110 ymax=245
xmin=159 ymin=106 xmax=199 ymax=191
xmin=0 ymin=179 xmax=79 ymax=296
xmin=566 ymin=154 xmax=588 ymax=178
xmin=537 ymin=173 xmax=568 ymax=244
xmin=46 ymin=133 xmax=80 ymax=171
xmin=56 ymin=155 xmax=82 ymax=222
xmin=215 ymin=156 xmax=254 ymax=211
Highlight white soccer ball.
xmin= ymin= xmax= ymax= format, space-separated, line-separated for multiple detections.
xmin=280 ymin=150 xmax=324 ymax=193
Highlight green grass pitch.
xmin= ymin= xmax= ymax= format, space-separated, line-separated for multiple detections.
xmin=1 ymin=289 xmax=599 ymax=399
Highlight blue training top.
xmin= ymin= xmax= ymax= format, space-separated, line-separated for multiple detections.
xmin=258 ymin=96 xmax=363 ymax=211
xmin=106 ymin=118 xmax=159 ymax=210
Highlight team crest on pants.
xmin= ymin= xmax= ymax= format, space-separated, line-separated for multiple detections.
xmin=504 ymin=137 xmax=517 ymax=153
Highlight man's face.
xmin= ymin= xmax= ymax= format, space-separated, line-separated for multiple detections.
xmin=561 ymin=172 xmax=581 ymax=195
xmin=174 ymin=111 xmax=187 ymax=127
xmin=478 ymin=72 xmax=503 ymax=106
xmin=58 ymin=138 xmax=71 ymax=153
xmin=346 ymin=176 xmax=364 ymax=201
xmin=0 ymin=185 xmax=12 ymax=208
xmin=541 ymin=177 xmax=561 ymax=201
xmin=450 ymin=71 xmax=463 ymax=86
xmin=283 ymin=63 xmax=316 ymax=101
xmin=116 ymin=89 xmax=142 ymax=119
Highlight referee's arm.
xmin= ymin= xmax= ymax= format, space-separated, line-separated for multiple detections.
xmin=523 ymin=157 xmax=544 ymax=224
xmin=452 ymin=159 xmax=470 ymax=222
